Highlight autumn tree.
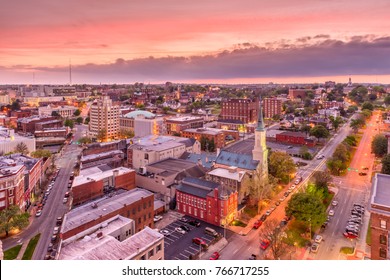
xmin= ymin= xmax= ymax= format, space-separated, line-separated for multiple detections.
xmin=258 ymin=219 xmax=290 ymax=260
xmin=312 ymin=171 xmax=332 ymax=189
xmin=30 ymin=149 xmax=52 ymax=159
xmin=14 ymin=142 xmax=29 ymax=155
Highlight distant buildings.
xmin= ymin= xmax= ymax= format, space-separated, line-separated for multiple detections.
xmin=288 ymin=89 xmax=307 ymax=101
xmin=17 ymin=115 xmax=61 ymax=135
xmin=369 ymin=173 xmax=390 ymax=260
xmin=176 ymin=177 xmax=237 ymax=226
xmin=119 ymin=110 xmax=165 ymax=137
xmin=0 ymin=127 xmax=36 ymax=155
xmin=38 ymin=105 xmax=77 ymax=118
xmin=275 ymin=131 xmax=317 ymax=147
xmin=219 ymin=98 xmax=258 ymax=124
xmin=89 ymin=95 xmax=120 ymax=141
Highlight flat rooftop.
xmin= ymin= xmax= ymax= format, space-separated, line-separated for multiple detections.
xmin=81 ymin=150 xmax=123 ymax=162
xmin=166 ymin=116 xmax=203 ymax=122
xmin=370 ymin=173 xmax=390 ymax=213
xmin=62 ymin=188 xmax=153 ymax=234
xmin=59 ymin=225 xmax=163 ymax=260
xmin=74 ymin=166 xmax=133 ymax=186
xmin=148 ymin=158 xmax=198 ymax=172
xmin=208 ymin=167 xmax=246 ymax=182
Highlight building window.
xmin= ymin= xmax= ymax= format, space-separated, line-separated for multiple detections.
xmin=156 ymin=244 xmax=162 ymax=253
xmin=140 ymin=255 xmax=146 ymax=260
xmin=138 ymin=205 xmax=141 ymax=211
xmin=380 ymin=220 xmax=387 ymax=229
xmin=148 ymin=249 xmax=154 ymax=258
xmin=380 ymin=235 xmax=387 ymax=245
xmin=138 ymin=217 xmax=141 ymax=224
xmin=177 ymin=202 xmax=180 ymax=210
xmin=183 ymin=205 xmax=186 ymax=212
xmin=8 ymin=198 xmax=13 ymax=205
xmin=143 ymin=203 xmax=146 ymax=209
xmin=132 ymin=208 xmax=136 ymax=215
xmin=379 ymin=248 xmax=387 ymax=259
xmin=8 ymin=189 xmax=13 ymax=196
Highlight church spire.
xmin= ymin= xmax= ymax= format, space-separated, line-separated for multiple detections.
xmin=257 ymin=95 xmax=264 ymax=131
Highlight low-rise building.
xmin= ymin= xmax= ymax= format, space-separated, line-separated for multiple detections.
xmin=275 ymin=131 xmax=317 ymax=147
xmin=0 ymin=158 xmax=26 ymax=211
xmin=0 ymin=127 xmax=36 ymax=155
xmin=82 ymin=140 xmax=127 ymax=157
xmin=119 ymin=110 xmax=165 ymax=137
xmin=71 ymin=165 xmax=135 ymax=205
xmin=165 ymin=116 xmax=204 ymax=135
xmin=38 ymin=105 xmax=78 ymax=118
xmin=263 ymin=97 xmax=283 ymax=119
xmin=176 ymin=177 xmax=237 ymax=226
xmin=61 ymin=188 xmax=154 ymax=240
xmin=17 ymin=115 xmax=61 ymax=135
xmin=288 ymin=89 xmax=307 ymax=101
xmin=369 ymin=173 xmax=390 ymax=260
xmin=181 ymin=128 xmax=239 ymax=150
xmin=58 ymin=216 xmax=164 ymax=260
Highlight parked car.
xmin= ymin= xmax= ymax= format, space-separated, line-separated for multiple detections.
xmin=192 ymin=237 xmax=207 ymax=247
xmin=159 ymin=229 xmax=170 ymax=236
xmin=249 ymin=254 xmax=257 ymax=260
xmin=64 ymin=192 xmax=70 ymax=198
xmin=175 ymin=227 xmax=186 ymax=234
xmin=53 ymin=226 xmax=60 ymax=235
xmin=47 ymin=243 xmax=54 ymax=252
xmin=56 ymin=217 xmax=62 ymax=226
xmin=275 ymin=201 xmax=281 ymax=206
xmin=35 ymin=210 xmax=42 ymax=217
xmin=188 ymin=220 xmax=201 ymax=227
xmin=265 ymin=210 xmax=271 ymax=216
xmin=314 ymin=235 xmax=323 ymax=243
xmin=310 ymin=243 xmax=319 ymax=253
xmin=343 ymin=232 xmax=358 ymax=239
xmin=358 ymin=172 xmax=367 ymax=176
xmin=63 ymin=197 xmax=68 ymax=204
xmin=260 ymin=214 xmax=267 ymax=222
xmin=332 ymin=200 xmax=338 ymax=206
xmin=209 ymin=252 xmax=220 ymax=260
xmin=179 ymin=217 xmax=189 ymax=223
xmin=180 ymin=225 xmax=190 ymax=232
xmin=329 ymin=210 xmax=335 ymax=216
xmin=253 ymin=220 xmax=263 ymax=229
xmin=279 ymin=219 xmax=288 ymax=227
xmin=51 ymin=234 xmax=57 ymax=242
xmin=260 ymin=239 xmax=270 ymax=250
xmin=316 ymin=154 xmax=325 ymax=159
xmin=153 ymin=215 xmax=163 ymax=222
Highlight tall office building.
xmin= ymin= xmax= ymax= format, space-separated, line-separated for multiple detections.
xmin=89 ymin=95 xmax=120 ymax=141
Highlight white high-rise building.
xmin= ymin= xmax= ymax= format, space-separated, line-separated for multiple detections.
xmin=89 ymin=95 xmax=120 ymax=141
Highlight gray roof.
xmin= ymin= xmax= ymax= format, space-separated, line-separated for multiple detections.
xmin=217 ymin=119 xmax=244 ymax=124
xmin=216 ymin=138 xmax=259 ymax=170
xmin=176 ymin=177 xmax=219 ymax=198
xmin=370 ymin=173 xmax=390 ymax=213
xmin=182 ymin=152 xmax=217 ymax=169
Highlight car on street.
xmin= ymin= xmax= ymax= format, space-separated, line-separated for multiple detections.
xmin=51 ymin=234 xmax=57 ymax=242
xmin=279 ymin=219 xmax=288 ymax=227
xmin=279 ymin=196 xmax=286 ymax=202
xmin=275 ymin=201 xmax=281 ymax=206
xmin=332 ymin=201 xmax=338 ymax=206
xmin=159 ymin=229 xmax=171 ymax=236
xmin=192 ymin=238 xmax=207 ymax=247
xmin=291 ymin=184 xmax=297 ymax=190
xmin=175 ymin=227 xmax=186 ymax=234
xmin=316 ymin=154 xmax=325 ymax=159
xmin=288 ymin=146 xmax=293 ymax=149
xmin=343 ymin=232 xmax=358 ymax=239
xmin=260 ymin=214 xmax=267 ymax=222
xmin=314 ymin=235 xmax=323 ymax=243
xmin=180 ymin=225 xmax=190 ymax=232
xmin=154 ymin=215 xmax=163 ymax=222
xmin=47 ymin=243 xmax=54 ymax=252
xmin=260 ymin=239 xmax=270 ymax=250
xmin=253 ymin=220 xmax=263 ymax=229
xmin=249 ymin=254 xmax=257 ymax=260
xmin=35 ymin=210 xmax=42 ymax=217
xmin=63 ymin=197 xmax=68 ymax=204
xmin=362 ymin=167 xmax=369 ymax=170
xmin=329 ymin=210 xmax=335 ymax=216
xmin=64 ymin=192 xmax=70 ymax=198
xmin=294 ymin=177 xmax=302 ymax=184
xmin=265 ymin=210 xmax=271 ymax=216
xmin=358 ymin=172 xmax=367 ymax=176
xmin=311 ymin=243 xmax=319 ymax=253
xmin=284 ymin=192 xmax=289 ymax=198
xmin=209 ymin=252 xmax=220 ymax=260
xmin=179 ymin=217 xmax=189 ymax=223
xmin=348 ymin=219 xmax=362 ymax=224
xmin=351 ymin=210 xmax=362 ymax=217
xmin=56 ymin=217 xmax=63 ymax=226
xmin=53 ymin=226 xmax=60 ymax=235
xmin=188 ymin=220 xmax=201 ymax=227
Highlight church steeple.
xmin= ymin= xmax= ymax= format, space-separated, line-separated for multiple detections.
xmin=257 ymin=95 xmax=265 ymax=131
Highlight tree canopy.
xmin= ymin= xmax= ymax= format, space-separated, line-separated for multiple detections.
xmin=268 ymin=151 xmax=297 ymax=183
xmin=361 ymin=102 xmax=374 ymax=111
xmin=312 ymin=171 xmax=332 ymax=189
xmin=14 ymin=142 xmax=29 ymax=155
xmin=0 ymin=205 xmax=30 ymax=236
xmin=371 ymin=134 xmax=388 ymax=157
xmin=310 ymin=125 xmax=330 ymax=141
xmin=73 ymin=109 xmax=81 ymax=116
xmin=381 ymin=154 xmax=390 ymax=175
xmin=64 ymin=119 xmax=74 ymax=129
xmin=30 ymin=149 xmax=52 ymax=159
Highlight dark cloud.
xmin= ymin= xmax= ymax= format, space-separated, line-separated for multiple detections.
xmin=7 ymin=35 xmax=390 ymax=83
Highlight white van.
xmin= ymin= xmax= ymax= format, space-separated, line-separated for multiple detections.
xmin=205 ymin=227 xmax=218 ymax=237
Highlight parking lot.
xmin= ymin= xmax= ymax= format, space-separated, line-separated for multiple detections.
xmin=157 ymin=215 xmax=232 ymax=260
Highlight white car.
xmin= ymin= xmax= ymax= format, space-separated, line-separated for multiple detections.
xmin=314 ymin=235 xmax=323 ymax=243
xmin=175 ymin=227 xmax=186 ymax=234
xmin=63 ymin=197 xmax=68 ymax=204
xmin=159 ymin=229 xmax=170 ymax=236
xmin=332 ymin=201 xmax=338 ymax=206
xmin=53 ymin=226 xmax=60 ymax=235
xmin=35 ymin=210 xmax=42 ymax=217
xmin=154 ymin=215 xmax=163 ymax=222
xmin=329 ymin=210 xmax=335 ymax=216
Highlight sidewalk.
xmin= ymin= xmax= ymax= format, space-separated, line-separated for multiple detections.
xmin=15 ymin=238 xmax=30 ymax=260
xmin=200 ymin=238 xmax=228 ymax=260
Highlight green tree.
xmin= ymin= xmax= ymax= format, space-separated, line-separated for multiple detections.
xmin=10 ymin=100 xmax=21 ymax=111
xmin=30 ymin=149 xmax=52 ymax=159
xmin=14 ymin=142 xmax=29 ymax=155
xmin=361 ymin=102 xmax=374 ymax=111
xmin=73 ymin=109 xmax=81 ymax=116
xmin=269 ymin=151 xmax=297 ymax=183
xmin=384 ymin=95 xmax=390 ymax=106
xmin=162 ymin=107 xmax=170 ymax=114
xmin=329 ymin=116 xmax=343 ymax=132
xmin=343 ymin=135 xmax=357 ymax=147
xmin=64 ymin=119 xmax=74 ymax=129
xmin=312 ymin=171 xmax=332 ymax=189
xmin=119 ymin=129 xmax=134 ymax=139
xmin=371 ymin=134 xmax=388 ymax=157
xmin=96 ymin=129 xmax=107 ymax=142
xmin=301 ymin=125 xmax=312 ymax=136
xmin=78 ymin=137 xmax=92 ymax=144
xmin=75 ymin=117 xmax=83 ymax=124
xmin=84 ymin=116 xmax=90 ymax=124
xmin=347 ymin=105 xmax=358 ymax=113
xmin=326 ymin=159 xmax=346 ymax=176
xmin=258 ymin=219 xmax=290 ymax=260
xmin=333 ymin=143 xmax=351 ymax=163
xmin=285 ymin=193 xmax=327 ymax=230
xmin=310 ymin=125 xmax=330 ymax=142
xmin=0 ymin=205 xmax=30 ymax=237
xmin=381 ymin=154 xmax=390 ymax=175
xmin=350 ymin=118 xmax=365 ymax=133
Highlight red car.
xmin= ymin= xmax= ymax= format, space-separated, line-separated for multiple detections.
xmin=192 ymin=238 xmax=207 ymax=247
xmin=209 ymin=252 xmax=220 ymax=260
xmin=253 ymin=220 xmax=263 ymax=229
xmin=260 ymin=239 xmax=270 ymax=250
xmin=343 ymin=232 xmax=358 ymax=239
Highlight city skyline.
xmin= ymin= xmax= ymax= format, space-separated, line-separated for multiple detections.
xmin=1 ymin=0 xmax=390 ymax=84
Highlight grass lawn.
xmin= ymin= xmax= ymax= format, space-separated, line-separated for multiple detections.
xmin=366 ymin=220 xmax=372 ymax=246
xmin=22 ymin=233 xmax=41 ymax=260
xmin=231 ymin=220 xmax=247 ymax=227
xmin=4 ymin=244 xmax=23 ymax=260
xmin=340 ymin=247 xmax=354 ymax=254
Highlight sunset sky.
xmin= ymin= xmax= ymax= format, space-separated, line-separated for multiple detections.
xmin=1 ymin=0 xmax=390 ymax=84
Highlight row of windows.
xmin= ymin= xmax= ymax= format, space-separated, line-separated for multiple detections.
xmin=126 ymin=201 xmax=153 ymax=216
xmin=139 ymin=243 xmax=163 ymax=260
xmin=177 ymin=194 xmax=206 ymax=210
xmin=178 ymin=203 xmax=204 ymax=219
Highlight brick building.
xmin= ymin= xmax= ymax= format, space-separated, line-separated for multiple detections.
xmin=369 ymin=173 xmax=390 ymax=260
xmin=16 ymin=116 xmax=61 ymax=134
xmin=61 ymin=188 xmax=154 ymax=240
xmin=181 ymin=128 xmax=239 ymax=150
xmin=263 ymin=97 xmax=283 ymax=119
xmin=275 ymin=131 xmax=317 ymax=147
xmin=288 ymin=89 xmax=307 ymax=100
xmin=165 ymin=116 xmax=204 ymax=135
xmin=71 ymin=166 xmax=135 ymax=205
xmin=82 ymin=140 xmax=127 ymax=156
xmin=176 ymin=177 xmax=237 ymax=226
xmin=219 ymin=98 xmax=258 ymax=124
xmin=34 ymin=128 xmax=68 ymax=138
xmin=80 ymin=150 xmax=124 ymax=170
xmin=0 ymin=160 xmax=25 ymax=211
xmin=322 ymin=100 xmax=344 ymax=109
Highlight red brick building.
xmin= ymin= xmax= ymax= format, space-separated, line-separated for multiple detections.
xmin=0 ymin=162 xmax=25 ymax=211
xmin=219 ymin=98 xmax=258 ymax=124
xmin=165 ymin=116 xmax=204 ymax=135
xmin=61 ymin=188 xmax=154 ymax=240
xmin=369 ymin=174 xmax=390 ymax=260
xmin=181 ymin=128 xmax=239 ymax=149
xmin=276 ymin=131 xmax=317 ymax=147
xmin=263 ymin=97 xmax=283 ymax=119
xmin=176 ymin=177 xmax=237 ymax=226
xmin=322 ymin=100 xmax=344 ymax=109
xmin=16 ymin=116 xmax=61 ymax=134
xmin=288 ymin=89 xmax=307 ymax=100
xmin=71 ymin=166 xmax=135 ymax=205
